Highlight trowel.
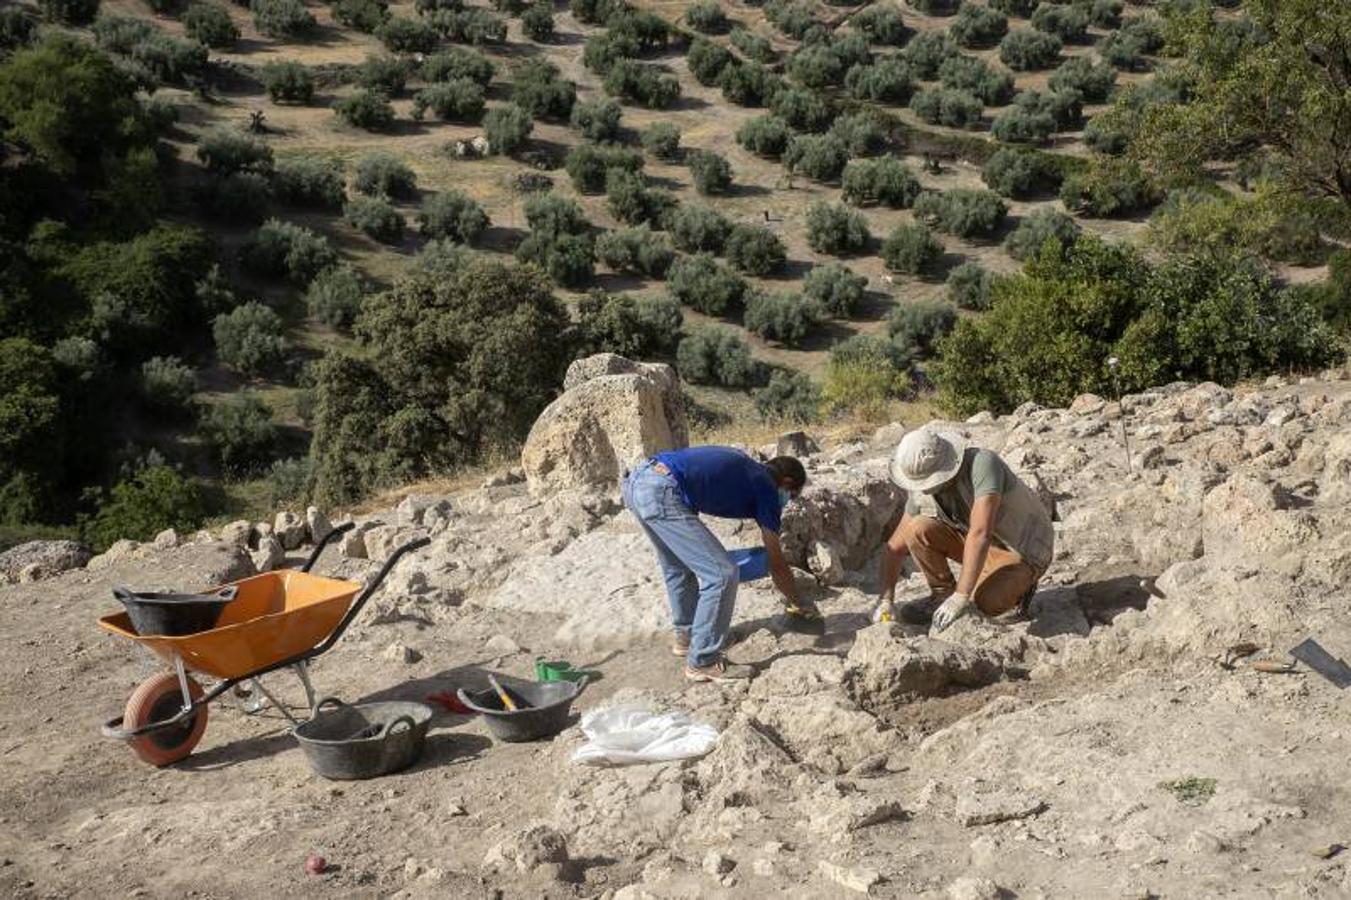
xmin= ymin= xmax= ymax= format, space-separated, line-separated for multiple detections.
xmin=1289 ymin=638 xmax=1351 ymax=689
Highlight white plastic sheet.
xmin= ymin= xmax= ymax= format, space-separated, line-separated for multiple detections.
xmin=570 ymin=704 xmax=719 ymax=767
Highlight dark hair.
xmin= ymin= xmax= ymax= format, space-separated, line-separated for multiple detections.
xmin=766 ymin=455 xmax=807 ymax=491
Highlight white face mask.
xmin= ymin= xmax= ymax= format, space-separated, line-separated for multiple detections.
xmin=778 ymin=489 xmax=792 ymax=508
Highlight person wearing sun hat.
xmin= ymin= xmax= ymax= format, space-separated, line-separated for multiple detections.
xmin=873 ymin=425 xmax=1054 ymax=631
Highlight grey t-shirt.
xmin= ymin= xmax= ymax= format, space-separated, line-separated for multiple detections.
xmin=906 ymin=448 xmax=1055 ymax=574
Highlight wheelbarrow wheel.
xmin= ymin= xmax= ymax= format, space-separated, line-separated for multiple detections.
xmin=124 ymin=672 xmax=208 ymax=767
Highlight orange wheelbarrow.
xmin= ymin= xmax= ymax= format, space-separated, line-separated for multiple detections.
xmin=99 ymin=523 xmax=429 ymax=766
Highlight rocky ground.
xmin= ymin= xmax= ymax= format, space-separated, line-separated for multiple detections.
xmin=4 ymin=359 xmax=1351 ymax=899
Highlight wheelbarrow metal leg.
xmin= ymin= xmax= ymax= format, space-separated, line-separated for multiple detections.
xmin=250 ymin=678 xmax=301 ymax=726
xmin=294 ymin=661 xmax=317 ymax=716
xmin=173 ymin=656 xmax=194 ymax=716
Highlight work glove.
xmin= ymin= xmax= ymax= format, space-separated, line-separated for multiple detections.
xmin=784 ymin=599 xmax=823 ymax=621
xmin=930 ymin=592 xmax=973 ymax=634
xmin=871 ymin=598 xmax=897 ymax=624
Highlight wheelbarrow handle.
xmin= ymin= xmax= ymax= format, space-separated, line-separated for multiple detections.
xmin=300 ymin=521 xmax=358 ymax=574
xmin=307 ymin=536 xmax=431 ymax=657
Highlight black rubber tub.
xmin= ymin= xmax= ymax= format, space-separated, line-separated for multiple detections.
xmin=457 ymin=677 xmax=586 ymax=743
xmin=113 ymin=585 xmax=239 ymax=637
xmin=292 ymin=698 xmax=434 ymax=780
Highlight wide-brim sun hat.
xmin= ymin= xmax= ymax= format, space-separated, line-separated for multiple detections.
xmin=888 ymin=426 xmax=968 ymax=493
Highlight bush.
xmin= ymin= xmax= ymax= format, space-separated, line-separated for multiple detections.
xmin=947 ymin=261 xmax=994 ymax=310
xmin=1005 ymin=207 xmax=1081 ymax=261
xmin=332 ymin=0 xmax=388 ymax=32
xmin=668 ymin=253 xmax=746 ymax=316
xmin=564 ymin=143 xmax=643 ymax=193
xmin=668 ymin=203 xmax=731 ymax=254
xmin=195 ymin=171 xmax=272 ymax=223
xmin=688 ymin=150 xmax=733 ymax=195
xmin=260 ymin=61 xmax=314 ymax=104
xmin=1016 ymin=87 xmax=1082 ymax=128
xmin=201 ymin=393 xmax=278 ymax=473
xmin=1147 ymin=187 xmax=1327 ymax=267
xmin=575 ymin=290 xmax=682 ymax=358
xmin=805 ymin=200 xmax=870 ymax=255
xmin=730 ymin=27 xmax=776 ymax=63
xmin=851 ymin=4 xmax=906 ymax=45
xmin=521 ymin=4 xmax=554 ymax=41
xmin=736 ymin=115 xmax=791 ymax=159
xmin=641 ymin=122 xmax=681 ymax=161
xmin=513 ymin=59 xmax=576 ymax=119
xmin=422 ymin=48 xmax=494 ymax=85
xmin=252 ymin=0 xmax=315 ymax=39
xmin=840 ymin=156 xmax=917 ymax=210
xmin=910 ymin=88 xmax=983 ymax=129
xmin=999 ymin=28 xmax=1061 ymax=71
xmin=770 ymin=87 xmax=834 ymax=133
xmin=914 ymin=188 xmax=1009 ymax=238
xmin=902 ymin=30 xmax=956 ymax=79
xmin=888 ymin=299 xmax=956 ymax=356
xmin=908 ymin=0 xmax=958 ymax=13
xmin=784 ymin=133 xmax=849 ymax=182
xmin=1048 ymin=56 xmax=1116 ymax=104
xmin=183 ymin=2 xmax=239 ymax=48
xmin=829 ymin=113 xmax=884 ymax=159
xmin=676 ymin=326 xmax=755 ymax=387
xmin=685 ymin=0 xmax=727 ymax=34
xmin=335 ymin=90 xmax=395 ymax=130
xmin=755 ymin=370 xmax=820 ymax=423
xmin=352 ymin=152 xmax=416 ymax=199
xmin=1083 ymin=116 xmax=1128 ymax=155
xmin=989 ymin=0 xmax=1036 ymax=15
xmin=429 ymin=8 xmax=506 ymax=44
xmin=141 ymin=356 xmax=196 ymax=414
xmin=570 ymin=98 xmax=622 ymax=142
xmin=604 ymin=60 xmax=680 ymax=109
xmin=1086 ymin=0 xmax=1122 ymax=29
xmin=83 ymin=465 xmax=207 ymax=549
xmin=358 ymin=53 xmax=409 ymax=95
xmin=950 ymin=4 xmax=1008 ymax=48
xmin=1100 ymin=18 xmax=1162 ymax=71
xmin=0 ymin=8 xmax=37 ymax=49
xmin=418 ymin=190 xmax=488 ymax=244
xmin=345 ymin=196 xmax=404 ymax=243
xmin=273 ymin=156 xmax=345 ymax=209
xmin=197 ymin=127 xmax=272 ymax=176
xmin=744 ymin=290 xmax=823 ymax=346
xmin=583 ymin=31 xmax=638 ymax=76
xmin=981 ymin=147 xmax=1061 ymax=198
xmin=764 ymin=0 xmax=816 ymax=40
xmin=240 ymin=218 xmax=338 ymax=284
xmin=483 ymin=104 xmax=533 ymax=155
xmin=882 ymin=222 xmax=942 ymax=275
xmin=571 ymin=0 xmax=626 ymax=25
xmin=596 ymin=226 xmax=675 ymax=279
xmin=845 ymin=56 xmax=914 ymax=103
xmin=41 ymin=0 xmax=100 ymax=26
xmin=991 ymin=105 xmax=1055 ymax=143
xmin=787 ymin=42 xmax=848 ymax=90
xmin=213 ymin=301 xmax=287 ymax=375
xmin=804 ymin=262 xmax=867 ymax=317
xmin=1030 ymin=3 xmax=1088 ymax=42
xmin=726 ymin=224 xmax=787 ymax=276
xmin=376 ymin=16 xmax=437 ymax=52
xmin=305 ymin=264 xmax=366 ymax=329
xmin=820 ymin=334 xmax=912 ymax=420
xmin=412 ymin=79 xmax=484 ymax=122
xmin=1060 ymin=158 xmax=1159 ymax=217
xmin=719 ymin=60 xmax=781 ymax=107
xmin=938 ymin=56 xmax=1014 ymax=106
xmin=515 ymin=194 xmax=594 ymax=286
xmin=605 ymin=169 xmax=675 ymax=226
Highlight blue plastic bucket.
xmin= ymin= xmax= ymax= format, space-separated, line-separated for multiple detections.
xmin=728 ymin=547 xmax=770 ymax=581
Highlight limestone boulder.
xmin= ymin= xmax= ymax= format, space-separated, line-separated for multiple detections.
xmin=0 ymin=540 xmax=91 ymax=584
xmin=779 ymin=473 xmax=905 ymax=572
xmin=251 ymin=535 xmax=286 ymax=572
xmin=1201 ymin=474 xmax=1319 ymax=569
xmin=273 ymin=511 xmax=306 ymax=551
xmin=843 ymin=627 xmax=1007 ymax=706
xmin=522 ymin=355 xmax=687 ymax=497
xmin=305 ymin=507 xmax=333 ymax=545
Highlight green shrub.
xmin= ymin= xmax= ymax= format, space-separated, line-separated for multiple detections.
xmin=358 ymin=53 xmax=409 ymax=95
xmin=784 ymin=133 xmax=849 ymax=182
xmin=513 ymin=58 xmax=576 ymax=119
xmin=1060 ymin=158 xmax=1159 ymax=217
xmin=195 ymin=171 xmax=272 ymax=223
xmin=770 ymin=86 xmax=834 ymax=133
xmin=736 ymin=115 xmax=791 ymax=158
xmin=982 ymin=147 xmax=1061 ymax=198
xmin=575 ymin=290 xmax=682 ymax=358
xmin=412 ymin=79 xmax=484 ymax=122
xmin=412 ymin=239 xmax=471 ymax=278
xmin=668 ymin=203 xmax=731 ymax=253
xmin=183 ymin=2 xmax=239 ymax=48
xmin=273 ymin=156 xmax=345 ymax=209
xmin=306 ymin=264 xmax=367 ymax=329
xmin=83 ymin=465 xmax=207 ymax=549
xmin=335 ymin=90 xmax=395 ymax=131
xmin=0 ymin=8 xmax=37 ymax=49
xmin=755 ymin=370 xmax=820 ymax=423
xmin=352 ymin=151 xmax=416 ymax=199
xmin=571 ymin=0 xmax=626 ymax=25
xmin=676 ymin=326 xmax=755 ymax=387
xmin=820 ymin=334 xmax=912 ymax=420
xmin=888 ymin=299 xmax=956 ymax=356
xmin=570 ymin=98 xmax=623 ymax=142
xmin=1100 ymin=20 xmax=1160 ymax=71
xmin=197 ymin=126 xmax=273 ymax=176
xmin=1084 ymin=116 xmax=1128 ymax=155
xmin=1047 ymin=55 xmax=1116 ymax=103
xmin=938 ymin=55 xmax=1014 ymax=105
xmin=902 ymin=30 xmax=956 ymax=79
xmin=685 ymin=0 xmax=727 ymax=34
xmin=950 ymin=4 xmax=1008 ymax=48
xmin=345 ymin=196 xmax=404 ymax=244
xmin=1086 ymin=0 xmax=1122 ymax=29
xmin=583 ymin=31 xmax=638 ymax=76
xmin=845 ymin=56 xmax=914 ymax=103
xmin=332 ymin=0 xmax=389 ymax=32
xmin=240 ymin=218 xmax=338 ymax=284
xmin=910 ymin=88 xmax=983 ymax=129
xmin=41 ymin=0 xmax=100 ymax=26
xmin=688 ymin=150 xmax=733 ymax=195
xmin=605 ymin=169 xmax=676 ymax=226
xmin=804 ymin=262 xmax=867 ymax=317
xmin=1014 ymin=87 xmax=1082 ymax=129
xmin=1005 ymin=207 xmax=1080 ymax=260
xmin=376 ymin=16 xmax=437 ymax=52
xmin=805 ymin=200 xmax=870 ymax=255
xmin=524 ymin=192 xmax=589 ymax=238
xmin=787 ymin=42 xmax=847 ymax=90
xmin=213 ymin=301 xmax=287 ymax=375
xmin=260 ymin=61 xmax=314 ymax=104
xmin=421 ymin=47 xmax=494 ymax=85
xmin=418 ymin=190 xmax=488 ymax=244
xmin=668 ymin=253 xmax=746 ymax=316
xmin=201 ymin=393 xmax=279 ymax=473
xmin=830 ymin=111 xmax=887 ymax=157
xmin=914 ymin=188 xmax=1008 ymax=238
xmin=604 ymin=60 xmax=680 ymax=109
xmin=515 ymin=194 xmax=594 ymax=286
xmin=641 ymin=122 xmax=681 ymax=160
xmin=999 ymin=28 xmax=1061 ymax=71
xmin=564 ymin=143 xmax=643 ymax=193
xmin=841 ymin=155 xmax=920 ymax=208
xmin=483 ymin=104 xmax=533 ymax=155
xmin=1147 ymin=187 xmax=1327 ymax=267
xmin=730 ymin=27 xmax=776 ymax=63
xmin=252 ymin=0 xmax=315 ymax=39
xmin=764 ymin=0 xmax=816 ymax=40
xmin=429 ymin=8 xmax=506 ymax=44
xmin=266 ymin=456 xmax=313 ymax=507
xmin=521 ymin=4 xmax=554 ymax=41
xmin=907 ymin=0 xmax=958 ymax=13
xmin=992 ymin=105 xmax=1056 ymax=144
xmin=140 ymin=356 xmax=196 ymax=415
xmin=1031 ymin=3 xmax=1088 ymax=42
xmin=726 ymin=224 xmax=787 ymax=276
xmin=596 ymin=225 xmax=675 ymax=278
xmin=719 ymin=60 xmax=781 ymax=107
xmin=851 ymin=4 xmax=906 ymax=45
xmin=947 ymin=261 xmax=994 ymax=310
xmin=989 ymin=0 xmax=1036 ymax=15
xmin=744 ymin=291 xmax=823 ymax=346
xmin=882 ymin=222 xmax=942 ymax=275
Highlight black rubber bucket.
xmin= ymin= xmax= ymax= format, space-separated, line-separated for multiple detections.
xmin=292 ymin=698 xmax=433 ymax=780
xmin=457 ymin=677 xmax=586 ymax=743
xmin=113 ymin=586 xmax=239 ymax=637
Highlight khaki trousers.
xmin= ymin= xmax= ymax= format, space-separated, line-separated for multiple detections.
xmin=901 ymin=516 xmax=1037 ymax=616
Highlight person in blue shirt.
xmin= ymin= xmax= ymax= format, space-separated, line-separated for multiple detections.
xmin=621 ymin=446 xmax=811 ymax=683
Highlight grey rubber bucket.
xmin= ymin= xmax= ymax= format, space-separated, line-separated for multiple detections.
xmin=457 ymin=678 xmax=587 ymax=743
xmin=292 ymin=698 xmax=433 ymax=779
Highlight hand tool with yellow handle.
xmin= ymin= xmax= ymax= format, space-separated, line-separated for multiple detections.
xmin=487 ymin=674 xmax=522 ymax=711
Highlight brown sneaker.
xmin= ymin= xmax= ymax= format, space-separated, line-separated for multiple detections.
xmin=672 ymin=630 xmax=691 ymax=658
xmin=684 ymin=658 xmax=754 ymax=683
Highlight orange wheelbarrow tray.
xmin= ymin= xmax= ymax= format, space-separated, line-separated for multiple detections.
xmin=98 ymin=522 xmax=429 ymax=762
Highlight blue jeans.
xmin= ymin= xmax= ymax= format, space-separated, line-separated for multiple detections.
xmin=621 ymin=460 xmax=738 ymax=667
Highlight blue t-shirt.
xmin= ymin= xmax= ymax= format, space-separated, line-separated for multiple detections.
xmin=652 ymin=446 xmax=784 ymax=533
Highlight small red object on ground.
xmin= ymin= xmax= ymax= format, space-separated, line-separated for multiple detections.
xmin=426 ymin=690 xmax=473 ymax=715
xmin=305 ymin=854 xmax=327 ymax=876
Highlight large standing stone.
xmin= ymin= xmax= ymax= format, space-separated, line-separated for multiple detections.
xmin=305 ymin=506 xmax=333 ymax=545
xmin=251 ymin=535 xmax=286 ymax=572
xmin=0 ymin=540 xmax=91 ymax=584
xmin=522 ymin=355 xmax=688 ymax=497
xmin=273 ymin=511 xmax=306 ymax=551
